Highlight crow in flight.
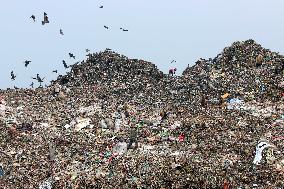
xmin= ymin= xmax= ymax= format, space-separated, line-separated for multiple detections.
xmin=30 ymin=15 xmax=36 ymax=22
xmin=171 ymin=60 xmax=176 ymax=64
xmin=120 ymin=28 xmax=128 ymax=32
xmin=86 ymin=49 xmax=90 ymax=53
xmin=30 ymin=82 xmax=34 ymax=88
xmin=99 ymin=6 xmax=103 ymax=8
xmin=104 ymin=25 xmax=109 ymax=29
xmin=35 ymin=74 xmax=45 ymax=86
xmin=62 ymin=60 xmax=69 ymax=69
xmin=24 ymin=60 xmax=31 ymax=67
xmin=52 ymin=70 xmax=58 ymax=73
xmin=69 ymin=53 xmax=75 ymax=59
xmin=32 ymin=74 xmax=45 ymax=83
xmin=42 ymin=12 xmax=49 ymax=25
xmin=60 ymin=29 xmax=64 ymax=35
xmin=11 ymin=71 xmax=16 ymax=80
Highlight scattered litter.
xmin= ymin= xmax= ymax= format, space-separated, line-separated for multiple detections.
xmin=1 ymin=40 xmax=284 ymax=188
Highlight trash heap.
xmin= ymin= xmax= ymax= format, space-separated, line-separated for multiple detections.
xmin=0 ymin=40 xmax=284 ymax=188
xmin=183 ymin=39 xmax=284 ymax=102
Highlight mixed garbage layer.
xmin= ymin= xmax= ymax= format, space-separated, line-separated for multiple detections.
xmin=0 ymin=40 xmax=284 ymax=188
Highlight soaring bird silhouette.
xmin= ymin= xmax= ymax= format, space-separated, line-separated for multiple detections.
xmin=32 ymin=74 xmax=45 ymax=86
xmin=62 ymin=60 xmax=69 ymax=69
xmin=99 ymin=5 xmax=103 ymax=8
xmin=120 ymin=28 xmax=128 ymax=32
xmin=60 ymin=29 xmax=64 ymax=35
xmin=11 ymin=71 xmax=16 ymax=80
xmin=30 ymin=82 xmax=34 ymax=88
xmin=42 ymin=12 xmax=49 ymax=25
xmin=24 ymin=60 xmax=31 ymax=67
xmin=69 ymin=53 xmax=75 ymax=59
xmin=104 ymin=25 xmax=109 ymax=29
xmin=52 ymin=70 xmax=58 ymax=73
xmin=30 ymin=15 xmax=36 ymax=22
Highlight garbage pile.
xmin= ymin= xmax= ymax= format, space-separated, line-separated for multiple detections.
xmin=183 ymin=39 xmax=284 ymax=102
xmin=0 ymin=40 xmax=284 ymax=188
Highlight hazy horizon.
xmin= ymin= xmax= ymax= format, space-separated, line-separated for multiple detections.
xmin=1 ymin=0 xmax=284 ymax=89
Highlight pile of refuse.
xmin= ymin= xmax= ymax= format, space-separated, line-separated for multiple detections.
xmin=0 ymin=40 xmax=284 ymax=188
xmin=183 ymin=39 xmax=284 ymax=102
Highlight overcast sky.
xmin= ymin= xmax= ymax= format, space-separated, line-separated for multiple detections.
xmin=1 ymin=0 xmax=284 ymax=89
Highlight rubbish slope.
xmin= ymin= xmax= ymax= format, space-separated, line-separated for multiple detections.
xmin=0 ymin=40 xmax=284 ymax=188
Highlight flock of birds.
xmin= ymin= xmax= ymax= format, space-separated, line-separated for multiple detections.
xmin=9 ymin=5 xmax=130 ymax=89
xmin=9 ymin=5 xmax=177 ymax=89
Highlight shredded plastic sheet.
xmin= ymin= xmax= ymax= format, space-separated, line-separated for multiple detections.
xmin=74 ymin=118 xmax=92 ymax=131
xmin=39 ymin=180 xmax=52 ymax=189
xmin=0 ymin=104 xmax=6 ymax=115
xmin=114 ymin=118 xmax=121 ymax=131
xmin=227 ymin=98 xmax=244 ymax=110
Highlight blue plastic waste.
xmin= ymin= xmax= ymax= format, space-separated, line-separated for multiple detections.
xmin=0 ymin=166 xmax=4 ymax=177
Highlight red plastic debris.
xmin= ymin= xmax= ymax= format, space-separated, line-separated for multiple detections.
xmin=223 ymin=180 xmax=229 ymax=189
xmin=178 ymin=133 xmax=185 ymax=142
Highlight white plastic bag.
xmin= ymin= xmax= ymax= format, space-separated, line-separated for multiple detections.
xmin=113 ymin=142 xmax=127 ymax=156
xmin=253 ymin=141 xmax=275 ymax=165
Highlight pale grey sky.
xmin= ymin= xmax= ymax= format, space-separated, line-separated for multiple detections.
xmin=1 ymin=0 xmax=284 ymax=88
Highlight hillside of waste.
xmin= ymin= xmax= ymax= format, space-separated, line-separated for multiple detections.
xmin=183 ymin=39 xmax=284 ymax=102
xmin=0 ymin=40 xmax=284 ymax=188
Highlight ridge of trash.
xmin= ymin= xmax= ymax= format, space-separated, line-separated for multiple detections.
xmin=0 ymin=40 xmax=284 ymax=188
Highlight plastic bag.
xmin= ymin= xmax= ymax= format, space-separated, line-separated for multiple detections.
xmin=114 ymin=118 xmax=121 ymax=131
xmin=0 ymin=166 xmax=4 ymax=177
xmin=253 ymin=141 xmax=275 ymax=165
xmin=113 ymin=142 xmax=127 ymax=156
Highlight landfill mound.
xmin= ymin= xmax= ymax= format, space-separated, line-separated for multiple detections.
xmin=1 ymin=40 xmax=284 ymax=188
xmin=183 ymin=39 xmax=284 ymax=102
xmin=56 ymin=50 xmax=164 ymax=86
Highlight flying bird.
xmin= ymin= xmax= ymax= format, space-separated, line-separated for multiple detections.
xmin=171 ymin=60 xmax=177 ymax=64
xmin=42 ymin=12 xmax=49 ymax=25
xmin=62 ymin=60 xmax=69 ymax=69
xmin=120 ymin=28 xmax=128 ymax=32
xmin=14 ymin=86 xmax=19 ymax=90
xmin=104 ymin=25 xmax=109 ymax=29
xmin=60 ymin=29 xmax=64 ymax=35
xmin=11 ymin=71 xmax=16 ymax=80
xmin=30 ymin=15 xmax=36 ymax=22
xmin=30 ymin=82 xmax=34 ymax=88
xmin=69 ymin=53 xmax=75 ymax=59
xmin=24 ymin=60 xmax=31 ymax=67
xmin=36 ymin=74 xmax=45 ymax=87
xmin=99 ymin=5 xmax=103 ymax=8
xmin=86 ymin=49 xmax=90 ymax=53
xmin=52 ymin=70 xmax=58 ymax=73
xmin=32 ymin=74 xmax=45 ymax=83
